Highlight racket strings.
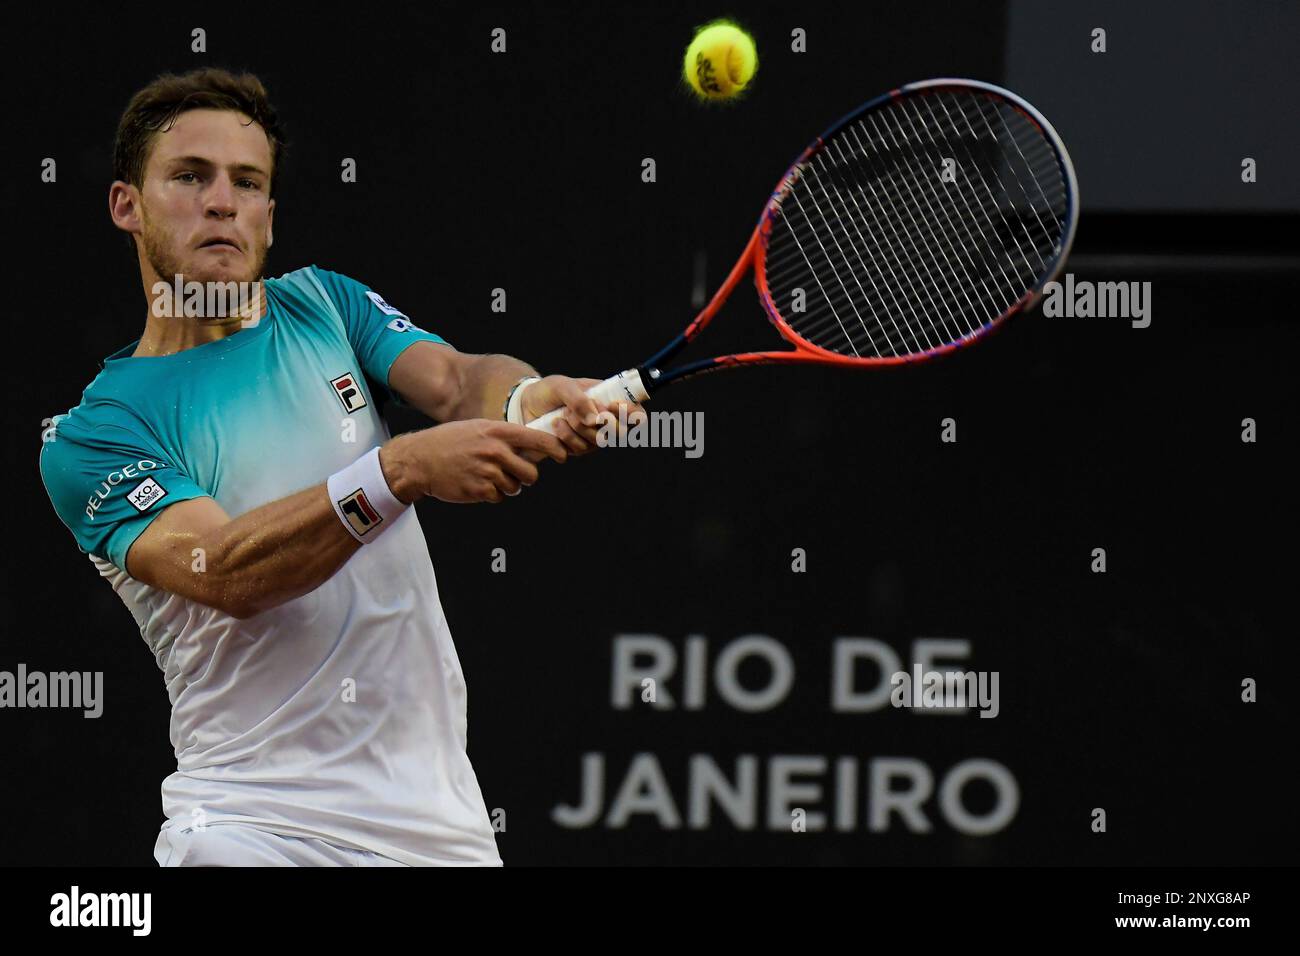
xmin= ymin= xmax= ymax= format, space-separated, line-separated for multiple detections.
xmin=773 ymin=97 xmax=1058 ymax=355
xmin=927 ymin=94 xmax=1061 ymax=271
xmin=786 ymin=96 xmax=1063 ymax=355
xmin=852 ymin=108 xmax=1011 ymax=346
xmin=763 ymin=89 xmax=1068 ymax=359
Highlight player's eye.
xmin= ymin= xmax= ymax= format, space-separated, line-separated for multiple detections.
xmin=174 ymin=172 xmax=259 ymax=190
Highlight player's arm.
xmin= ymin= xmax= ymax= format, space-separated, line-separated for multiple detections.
xmin=125 ymin=422 xmax=568 ymax=619
xmin=387 ymin=341 xmax=533 ymax=423
xmin=388 ymin=341 xmax=639 ymax=452
xmin=125 ymin=488 xmax=358 ymax=620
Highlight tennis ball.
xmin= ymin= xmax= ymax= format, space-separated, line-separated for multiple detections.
xmin=683 ymin=21 xmax=757 ymax=101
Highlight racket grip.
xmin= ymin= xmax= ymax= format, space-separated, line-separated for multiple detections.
xmin=525 ymin=369 xmax=650 ymax=435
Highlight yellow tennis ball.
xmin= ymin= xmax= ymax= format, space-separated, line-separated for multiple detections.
xmin=684 ymin=21 xmax=757 ymax=101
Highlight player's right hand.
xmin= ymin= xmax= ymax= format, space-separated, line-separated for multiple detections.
xmin=385 ymin=419 xmax=568 ymax=504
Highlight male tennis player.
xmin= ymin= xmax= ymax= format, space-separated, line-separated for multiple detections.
xmin=39 ymin=68 xmax=638 ymax=866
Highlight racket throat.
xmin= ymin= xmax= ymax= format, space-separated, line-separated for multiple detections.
xmin=640 ymin=333 xmax=691 ymax=392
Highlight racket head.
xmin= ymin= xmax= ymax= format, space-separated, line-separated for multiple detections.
xmin=751 ymin=77 xmax=1079 ymax=368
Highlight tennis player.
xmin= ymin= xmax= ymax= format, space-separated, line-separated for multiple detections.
xmin=39 ymin=68 xmax=638 ymax=866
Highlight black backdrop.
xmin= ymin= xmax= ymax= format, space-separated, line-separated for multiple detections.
xmin=4 ymin=2 xmax=1295 ymax=866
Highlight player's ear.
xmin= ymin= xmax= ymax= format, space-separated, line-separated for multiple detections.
xmin=108 ymin=180 xmax=141 ymax=235
xmin=266 ymin=198 xmax=275 ymax=248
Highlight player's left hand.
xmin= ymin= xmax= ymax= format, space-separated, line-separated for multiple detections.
xmin=521 ymin=375 xmax=646 ymax=456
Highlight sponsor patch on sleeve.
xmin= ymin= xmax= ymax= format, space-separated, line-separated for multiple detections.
xmin=365 ymin=290 xmax=408 ymax=318
xmin=385 ymin=317 xmax=427 ymax=333
xmin=127 ymin=477 xmax=168 ymax=513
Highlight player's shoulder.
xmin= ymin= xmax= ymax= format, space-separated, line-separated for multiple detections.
xmin=265 ymin=263 xmax=371 ymax=319
xmin=283 ymin=264 xmax=426 ymax=327
xmin=266 ymin=265 xmax=436 ymax=342
xmin=38 ymin=402 xmax=162 ymax=512
xmin=297 ymin=264 xmax=384 ymax=309
xmin=266 ymin=262 xmax=357 ymax=293
xmin=263 ymin=262 xmax=330 ymax=310
xmin=39 ymin=402 xmax=155 ymax=465
xmin=38 ymin=340 xmax=174 ymax=472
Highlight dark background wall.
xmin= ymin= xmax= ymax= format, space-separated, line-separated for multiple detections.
xmin=4 ymin=2 xmax=1295 ymax=866
xmin=1006 ymin=0 xmax=1300 ymax=212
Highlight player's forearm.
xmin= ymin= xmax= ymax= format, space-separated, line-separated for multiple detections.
xmin=201 ymin=483 xmax=363 ymax=619
xmin=447 ymin=353 xmax=538 ymax=422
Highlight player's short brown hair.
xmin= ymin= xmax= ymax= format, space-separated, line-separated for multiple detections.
xmin=113 ymin=67 xmax=287 ymax=201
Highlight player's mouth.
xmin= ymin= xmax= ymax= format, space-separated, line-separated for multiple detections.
xmin=198 ymin=237 xmax=242 ymax=252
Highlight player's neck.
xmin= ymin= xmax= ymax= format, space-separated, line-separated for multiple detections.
xmin=133 ymin=279 xmax=266 ymax=358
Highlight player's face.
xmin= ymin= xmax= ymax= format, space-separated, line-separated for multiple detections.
xmin=137 ymin=108 xmax=276 ymax=288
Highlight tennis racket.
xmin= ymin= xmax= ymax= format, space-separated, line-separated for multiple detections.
xmin=528 ymin=77 xmax=1078 ymax=434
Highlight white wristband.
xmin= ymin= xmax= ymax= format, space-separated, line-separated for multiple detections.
xmin=505 ymin=376 xmax=542 ymax=425
xmin=327 ymin=446 xmax=409 ymax=543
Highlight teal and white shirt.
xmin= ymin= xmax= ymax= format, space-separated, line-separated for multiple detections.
xmin=39 ymin=265 xmax=501 ymax=866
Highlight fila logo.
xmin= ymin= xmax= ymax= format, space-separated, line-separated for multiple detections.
xmin=330 ymin=373 xmax=368 ymax=413
xmin=337 ymin=488 xmax=383 ymax=536
xmin=126 ymin=477 xmax=168 ymax=513
xmin=386 ymin=317 xmax=425 ymax=333
xmin=366 ymin=290 xmax=408 ymax=318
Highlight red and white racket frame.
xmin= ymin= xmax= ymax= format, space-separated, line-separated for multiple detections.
xmin=529 ymin=78 xmax=1079 ymax=434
